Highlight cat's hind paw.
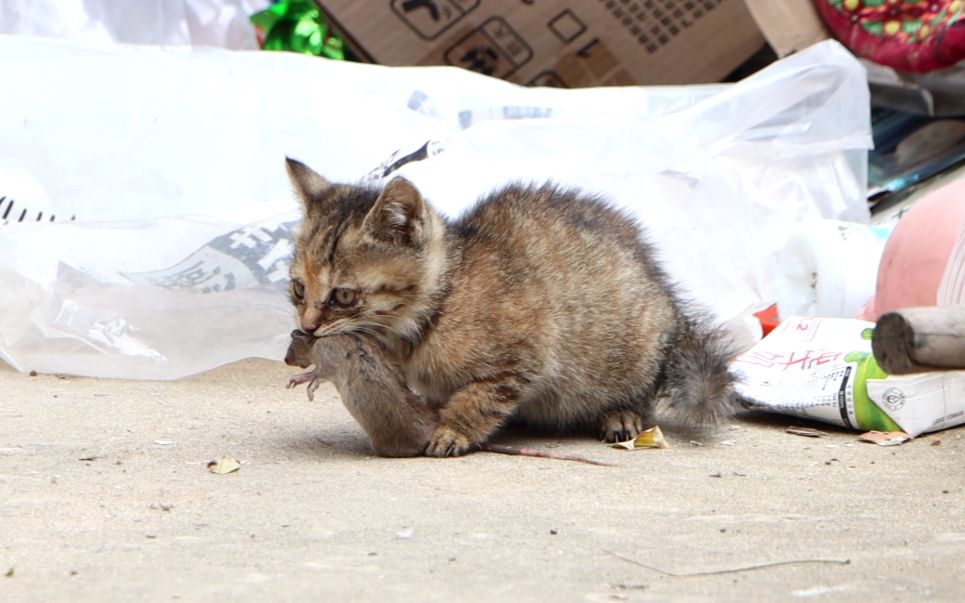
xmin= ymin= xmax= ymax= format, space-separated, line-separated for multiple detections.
xmin=424 ymin=425 xmax=472 ymax=457
xmin=598 ymin=409 xmax=645 ymax=443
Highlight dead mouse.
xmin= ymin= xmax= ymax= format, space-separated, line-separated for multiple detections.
xmin=285 ymin=329 xmax=612 ymax=465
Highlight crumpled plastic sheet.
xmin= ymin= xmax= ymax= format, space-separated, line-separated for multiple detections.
xmin=0 ymin=36 xmax=872 ymax=379
xmin=0 ymin=0 xmax=270 ymax=49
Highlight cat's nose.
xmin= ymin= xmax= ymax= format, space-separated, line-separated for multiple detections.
xmin=301 ymin=308 xmax=322 ymax=333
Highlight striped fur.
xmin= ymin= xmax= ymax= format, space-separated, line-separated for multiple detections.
xmin=286 ymin=158 xmax=738 ymax=456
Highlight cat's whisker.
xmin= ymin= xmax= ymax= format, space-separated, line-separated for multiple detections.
xmin=341 ymin=320 xmax=391 ymax=340
xmin=350 ymin=326 xmax=382 ymax=338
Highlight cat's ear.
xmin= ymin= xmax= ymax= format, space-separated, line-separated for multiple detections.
xmin=362 ymin=177 xmax=427 ymax=248
xmin=285 ymin=157 xmax=331 ymax=210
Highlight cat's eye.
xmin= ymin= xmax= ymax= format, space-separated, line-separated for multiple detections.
xmin=291 ymin=279 xmax=305 ymax=302
xmin=332 ymin=287 xmax=357 ymax=307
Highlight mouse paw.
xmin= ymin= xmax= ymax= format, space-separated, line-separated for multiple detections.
xmin=306 ymin=377 xmax=321 ymax=401
xmin=424 ymin=425 xmax=471 ymax=457
xmin=287 ymin=371 xmax=314 ymax=389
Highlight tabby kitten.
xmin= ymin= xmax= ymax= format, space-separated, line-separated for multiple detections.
xmin=285 ymin=158 xmax=737 ymax=457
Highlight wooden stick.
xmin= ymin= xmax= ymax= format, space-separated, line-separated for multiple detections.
xmin=872 ymin=306 xmax=965 ymax=374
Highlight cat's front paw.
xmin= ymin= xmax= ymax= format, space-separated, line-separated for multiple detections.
xmin=424 ymin=425 xmax=471 ymax=457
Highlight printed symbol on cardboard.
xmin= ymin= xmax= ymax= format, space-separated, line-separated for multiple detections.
xmin=391 ymin=0 xmax=480 ymax=41
xmin=548 ymin=10 xmax=586 ymax=43
xmin=576 ymin=37 xmax=600 ymax=58
xmin=458 ymin=46 xmax=500 ymax=76
xmin=528 ymin=71 xmax=567 ymax=88
xmin=600 ymin=0 xmax=723 ymax=54
xmin=444 ymin=17 xmax=533 ymax=79
xmin=882 ymin=387 xmax=906 ymax=411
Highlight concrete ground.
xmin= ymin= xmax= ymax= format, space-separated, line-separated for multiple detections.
xmin=1 ymin=358 xmax=963 ymax=602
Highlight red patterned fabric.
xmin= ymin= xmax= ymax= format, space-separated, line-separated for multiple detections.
xmin=814 ymin=0 xmax=965 ymax=72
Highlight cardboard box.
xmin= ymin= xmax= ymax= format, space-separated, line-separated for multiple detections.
xmin=315 ymin=0 xmax=766 ymax=86
xmin=742 ymin=0 xmax=829 ymax=58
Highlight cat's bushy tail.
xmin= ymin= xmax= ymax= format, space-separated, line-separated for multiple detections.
xmin=662 ymin=315 xmax=740 ymax=427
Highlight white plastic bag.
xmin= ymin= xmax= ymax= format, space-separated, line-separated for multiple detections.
xmin=775 ymin=220 xmax=893 ymax=319
xmin=0 ymin=37 xmax=872 ymax=379
xmin=0 ymin=0 xmax=269 ymax=49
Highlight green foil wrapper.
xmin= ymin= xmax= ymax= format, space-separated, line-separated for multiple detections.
xmin=251 ymin=1 xmax=345 ymax=60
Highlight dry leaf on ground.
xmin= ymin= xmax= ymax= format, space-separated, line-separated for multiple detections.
xmin=612 ymin=426 xmax=669 ymax=450
xmin=206 ymin=457 xmax=241 ymax=474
